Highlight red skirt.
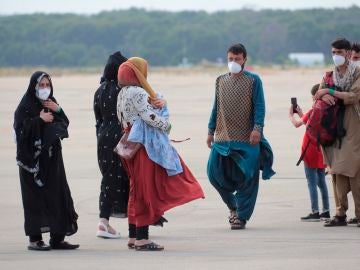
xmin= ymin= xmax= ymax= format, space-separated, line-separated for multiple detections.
xmin=122 ymin=147 xmax=204 ymax=227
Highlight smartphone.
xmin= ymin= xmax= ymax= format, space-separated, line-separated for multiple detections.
xmin=291 ymin=97 xmax=297 ymax=113
xmin=43 ymin=99 xmax=49 ymax=112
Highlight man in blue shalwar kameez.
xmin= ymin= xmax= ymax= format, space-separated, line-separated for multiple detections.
xmin=206 ymin=43 xmax=275 ymax=230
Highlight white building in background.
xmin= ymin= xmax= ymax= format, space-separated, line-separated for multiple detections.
xmin=288 ymin=53 xmax=325 ymax=66
xmin=178 ymin=57 xmax=192 ymax=67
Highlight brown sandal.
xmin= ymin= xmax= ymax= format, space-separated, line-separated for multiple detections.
xmin=229 ymin=212 xmax=246 ymax=230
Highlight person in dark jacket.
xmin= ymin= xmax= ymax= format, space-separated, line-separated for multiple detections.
xmin=14 ymin=71 xmax=79 ymax=251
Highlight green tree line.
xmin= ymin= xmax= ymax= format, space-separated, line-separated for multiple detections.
xmin=0 ymin=7 xmax=359 ymax=67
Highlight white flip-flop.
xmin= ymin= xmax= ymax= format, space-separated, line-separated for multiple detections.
xmin=96 ymin=222 xmax=121 ymax=239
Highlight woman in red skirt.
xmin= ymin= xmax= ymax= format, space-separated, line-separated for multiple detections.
xmin=116 ymin=57 xmax=204 ymax=251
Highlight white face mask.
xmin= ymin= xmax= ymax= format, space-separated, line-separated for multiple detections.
xmin=228 ymin=61 xmax=242 ymax=74
xmin=332 ymin=55 xmax=346 ymax=67
xmin=36 ymin=87 xmax=51 ymax=100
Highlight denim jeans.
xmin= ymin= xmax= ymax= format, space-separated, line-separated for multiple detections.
xmin=304 ymin=164 xmax=330 ymax=213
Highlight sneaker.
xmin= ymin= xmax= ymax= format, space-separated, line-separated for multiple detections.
xmin=300 ymin=212 xmax=320 ymax=222
xmin=324 ymin=215 xmax=347 ymax=227
xmin=319 ymin=211 xmax=330 ymax=220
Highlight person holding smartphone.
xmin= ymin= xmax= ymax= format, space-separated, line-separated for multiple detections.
xmin=289 ymin=84 xmax=330 ymax=221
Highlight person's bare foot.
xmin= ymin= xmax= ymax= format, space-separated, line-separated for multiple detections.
xmin=96 ymin=218 xmax=121 ymax=239
xmin=135 ymin=239 xmax=153 ymax=246
xmin=99 ymin=223 xmax=117 ymax=234
xmin=127 ymin=238 xmax=136 ymax=249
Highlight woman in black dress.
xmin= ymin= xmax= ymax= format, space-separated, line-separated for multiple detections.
xmin=14 ymin=71 xmax=79 ymax=251
xmin=93 ymin=52 xmax=129 ymax=238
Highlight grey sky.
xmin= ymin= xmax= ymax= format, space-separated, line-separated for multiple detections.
xmin=1 ymin=0 xmax=359 ymax=15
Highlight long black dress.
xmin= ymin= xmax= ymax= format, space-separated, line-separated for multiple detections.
xmin=94 ymin=52 xmax=129 ymax=219
xmin=14 ymin=71 xmax=78 ymax=237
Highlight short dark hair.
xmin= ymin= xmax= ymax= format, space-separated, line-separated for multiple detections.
xmin=311 ymin=84 xmax=320 ymax=96
xmin=351 ymin=42 xmax=360 ymax=53
xmin=331 ymin=38 xmax=351 ymax=50
xmin=227 ymin=43 xmax=247 ymax=58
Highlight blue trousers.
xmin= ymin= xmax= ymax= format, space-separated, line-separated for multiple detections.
xmin=304 ymin=164 xmax=329 ymax=213
xmin=208 ymin=150 xmax=260 ymax=221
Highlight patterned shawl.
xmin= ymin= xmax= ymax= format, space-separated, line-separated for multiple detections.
xmin=333 ymin=61 xmax=357 ymax=91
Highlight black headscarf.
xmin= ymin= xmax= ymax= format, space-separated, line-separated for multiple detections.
xmin=14 ymin=71 xmax=69 ymax=186
xmin=100 ymin=51 xmax=128 ymax=84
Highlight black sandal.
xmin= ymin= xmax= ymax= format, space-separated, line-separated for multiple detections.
xmin=229 ymin=213 xmax=246 ymax=230
xmin=135 ymin=242 xmax=164 ymax=251
xmin=127 ymin=243 xmax=135 ymax=249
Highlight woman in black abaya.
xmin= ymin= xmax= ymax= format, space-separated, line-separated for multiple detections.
xmin=94 ymin=52 xmax=129 ymax=238
xmin=14 ymin=71 xmax=79 ymax=251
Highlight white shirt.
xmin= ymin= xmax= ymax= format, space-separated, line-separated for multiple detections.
xmin=117 ymin=85 xmax=171 ymax=132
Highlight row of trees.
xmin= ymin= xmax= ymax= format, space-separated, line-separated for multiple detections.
xmin=0 ymin=7 xmax=359 ymax=67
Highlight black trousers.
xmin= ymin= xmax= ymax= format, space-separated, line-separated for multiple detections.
xmin=128 ymin=223 xmax=149 ymax=240
xmin=29 ymin=233 xmax=65 ymax=243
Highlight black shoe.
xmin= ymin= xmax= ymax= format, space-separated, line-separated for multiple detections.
xmin=319 ymin=211 xmax=330 ymax=220
xmin=50 ymin=241 xmax=80 ymax=250
xmin=301 ymin=212 xmax=320 ymax=222
xmin=324 ymin=216 xmax=347 ymax=227
xmin=28 ymin=240 xmax=51 ymax=251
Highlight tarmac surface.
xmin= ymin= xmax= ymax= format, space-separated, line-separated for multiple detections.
xmin=0 ymin=68 xmax=359 ymax=269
